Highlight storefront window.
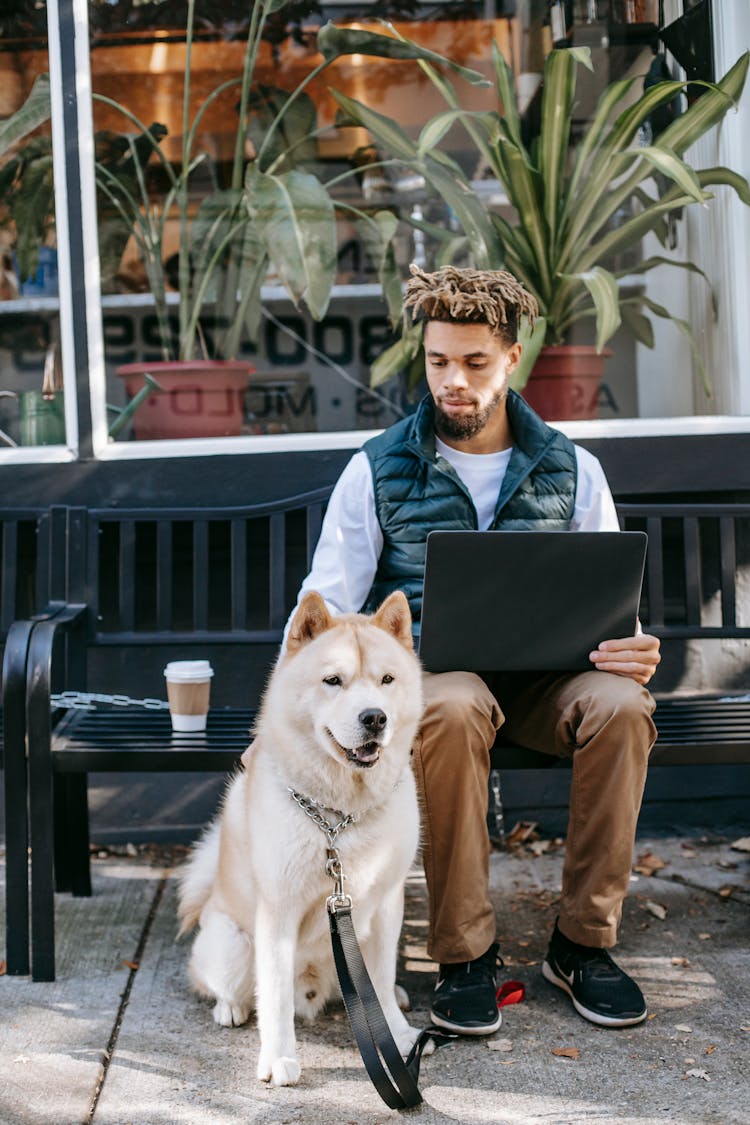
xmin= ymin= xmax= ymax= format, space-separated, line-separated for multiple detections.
xmin=0 ymin=27 xmax=67 ymax=451
xmin=1 ymin=1 xmax=748 ymax=453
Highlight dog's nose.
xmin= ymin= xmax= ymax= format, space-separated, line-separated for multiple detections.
xmin=359 ymin=708 xmax=387 ymax=732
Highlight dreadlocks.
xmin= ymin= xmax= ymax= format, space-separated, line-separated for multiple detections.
xmin=403 ymin=264 xmax=538 ymax=346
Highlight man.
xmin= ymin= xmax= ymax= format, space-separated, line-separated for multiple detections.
xmin=288 ymin=265 xmax=661 ymax=1034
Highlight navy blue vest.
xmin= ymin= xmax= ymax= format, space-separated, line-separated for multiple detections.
xmin=362 ymin=390 xmax=577 ymax=626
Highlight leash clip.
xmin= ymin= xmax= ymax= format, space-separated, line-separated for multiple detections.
xmin=325 ymin=847 xmax=352 ymax=914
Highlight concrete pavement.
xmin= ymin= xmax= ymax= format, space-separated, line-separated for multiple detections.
xmin=1 ymin=830 xmax=749 ymax=1125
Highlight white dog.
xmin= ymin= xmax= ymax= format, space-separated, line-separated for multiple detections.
xmin=177 ymin=590 xmax=424 ymax=1087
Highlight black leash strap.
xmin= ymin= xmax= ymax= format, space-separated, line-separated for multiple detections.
xmin=329 ymin=902 xmax=453 ymax=1110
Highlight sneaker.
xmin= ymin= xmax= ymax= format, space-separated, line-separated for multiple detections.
xmin=542 ymin=922 xmax=647 ymax=1028
xmin=429 ymin=942 xmax=503 ymax=1035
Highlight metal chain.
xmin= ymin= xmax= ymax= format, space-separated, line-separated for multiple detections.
xmin=287 ymin=787 xmax=355 ymax=847
xmin=50 ymin=690 xmax=170 ymax=711
xmin=288 ymin=787 xmax=356 ymax=913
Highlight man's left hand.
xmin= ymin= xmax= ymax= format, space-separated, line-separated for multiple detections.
xmin=589 ymin=633 xmax=661 ymax=686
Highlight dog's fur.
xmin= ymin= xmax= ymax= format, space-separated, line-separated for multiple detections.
xmin=177 ymin=590 xmax=424 ymax=1087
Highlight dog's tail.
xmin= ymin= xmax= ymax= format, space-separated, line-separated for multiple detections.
xmin=176 ymin=819 xmax=222 ymax=936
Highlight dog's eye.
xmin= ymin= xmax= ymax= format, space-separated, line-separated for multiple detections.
xmin=323 ymin=675 xmax=342 ymax=687
xmin=381 ymin=674 xmax=394 ymax=684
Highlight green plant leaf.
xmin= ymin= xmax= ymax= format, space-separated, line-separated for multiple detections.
xmin=508 ymin=316 xmax=547 ymax=391
xmin=491 ymin=41 xmax=522 ymax=146
xmin=566 ymin=76 xmax=635 ymax=205
xmin=577 ymin=192 xmax=698 ymax=272
xmin=246 ymin=167 xmax=337 ymax=321
xmin=617 ymin=254 xmax=716 ymax=316
xmin=695 ymin=165 xmax=750 ymax=205
xmin=421 ymin=157 xmax=501 ymax=269
xmin=247 ymin=84 xmax=318 ymax=173
xmin=435 ymin=234 xmax=469 ymax=268
xmin=317 ymin=22 xmax=490 ymax=87
xmin=417 ymin=110 xmax=498 ymax=157
xmin=494 ymin=129 xmax=549 ymax=293
xmin=637 ymin=293 xmax=712 ymax=396
xmin=370 ymin=319 xmax=422 ymax=388
xmin=634 ymin=146 xmax=708 ymax=204
xmin=355 ymin=210 xmax=402 ymax=326
xmin=620 ymin=304 xmax=655 ymax=349
xmin=655 ymin=51 xmax=748 ymax=157
xmin=540 ymin=50 xmax=579 ymax=250
xmin=0 ymin=73 xmax=51 ymax=157
xmin=329 ymin=91 xmax=418 ymax=161
xmin=561 ymin=266 xmax=621 ymax=351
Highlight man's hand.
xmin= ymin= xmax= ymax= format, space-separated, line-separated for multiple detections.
xmin=589 ymin=633 xmax=661 ymax=686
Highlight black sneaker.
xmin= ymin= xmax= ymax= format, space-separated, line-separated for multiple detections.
xmin=542 ymin=922 xmax=647 ymax=1028
xmin=429 ymin=942 xmax=503 ymax=1035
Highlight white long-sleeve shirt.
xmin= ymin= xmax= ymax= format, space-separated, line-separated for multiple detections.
xmin=287 ymin=439 xmax=619 ymax=637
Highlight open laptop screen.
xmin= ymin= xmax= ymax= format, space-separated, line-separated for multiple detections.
xmin=418 ymin=530 xmax=647 ymax=673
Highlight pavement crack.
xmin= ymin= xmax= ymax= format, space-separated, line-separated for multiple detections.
xmin=84 ymin=871 xmax=170 ymax=1124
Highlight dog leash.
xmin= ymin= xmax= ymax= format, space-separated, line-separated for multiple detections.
xmin=288 ymin=787 xmax=455 ymax=1110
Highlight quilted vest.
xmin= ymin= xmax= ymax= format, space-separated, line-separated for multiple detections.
xmin=361 ymin=390 xmax=577 ymax=626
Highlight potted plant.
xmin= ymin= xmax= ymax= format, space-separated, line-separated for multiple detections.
xmin=0 ymin=75 xmax=167 ymax=298
xmin=87 ymin=3 xmax=490 ymax=438
xmin=332 ymin=41 xmax=750 ymax=419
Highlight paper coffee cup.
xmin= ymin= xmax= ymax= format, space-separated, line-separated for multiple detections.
xmin=164 ymin=660 xmax=214 ymax=732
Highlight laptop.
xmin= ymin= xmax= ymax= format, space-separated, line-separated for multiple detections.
xmin=418 ymin=530 xmax=647 ymax=673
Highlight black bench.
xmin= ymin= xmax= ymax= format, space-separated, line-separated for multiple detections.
xmin=4 ymin=498 xmax=750 ymax=980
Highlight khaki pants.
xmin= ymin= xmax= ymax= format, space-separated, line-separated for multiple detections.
xmin=413 ymin=670 xmax=657 ymax=963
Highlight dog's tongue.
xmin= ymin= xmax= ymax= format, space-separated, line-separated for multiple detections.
xmin=355 ymin=741 xmax=379 ymax=763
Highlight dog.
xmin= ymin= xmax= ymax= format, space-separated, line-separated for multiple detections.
xmin=177 ymin=589 xmax=424 ymax=1087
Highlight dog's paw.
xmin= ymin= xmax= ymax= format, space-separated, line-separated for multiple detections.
xmin=394 ymin=1022 xmax=434 ymax=1058
xmin=257 ymin=1055 xmax=301 ymax=1086
xmin=212 ymin=998 xmax=250 ymax=1028
xmin=395 ymin=984 xmax=411 ymax=1012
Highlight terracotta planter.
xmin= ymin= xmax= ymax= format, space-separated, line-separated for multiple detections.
xmin=116 ymin=361 xmax=252 ymax=440
xmin=521 ymin=346 xmax=611 ymax=422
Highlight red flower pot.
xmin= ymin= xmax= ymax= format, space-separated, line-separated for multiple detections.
xmin=522 ymin=346 xmax=611 ymax=421
xmin=116 ymin=361 xmax=252 ymax=440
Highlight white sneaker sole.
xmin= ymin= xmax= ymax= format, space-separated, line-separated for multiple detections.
xmin=429 ymin=1008 xmax=502 ymax=1036
xmin=542 ymin=959 xmax=648 ymax=1028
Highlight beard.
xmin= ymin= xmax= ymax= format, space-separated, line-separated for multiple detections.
xmin=434 ymin=389 xmax=507 ymax=441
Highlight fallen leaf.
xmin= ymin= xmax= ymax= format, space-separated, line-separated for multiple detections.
xmin=674 ymin=1024 xmax=693 ymax=1033
xmin=487 ymin=1038 xmax=514 ymax=1053
xmin=0 ymin=960 xmax=6 ymax=976
xmin=698 ymin=933 xmax=712 ymax=940
xmin=645 ymin=900 xmax=668 ymax=920
xmin=705 ymin=1045 xmax=718 ymax=1055
xmin=552 ymin=1047 xmax=581 ymax=1060
xmin=671 ymin=957 xmax=691 ymax=968
xmin=506 ymin=821 xmax=539 ymax=848
xmin=741 ymin=1026 xmax=750 ymax=1032
xmin=730 ymin=836 xmax=750 ymax=852
xmin=647 ymin=1013 xmax=658 ymax=1021
xmin=718 ymin=885 xmax=737 ymax=898
xmin=121 ymin=960 xmax=139 ymax=971
xmin=634 ymin=851 xmax=668 ymax=876
xmin=685 ymin=1068 xmax=710 ymax=1082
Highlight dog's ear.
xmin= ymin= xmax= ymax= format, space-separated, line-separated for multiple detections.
xmin=287 ymin=591 xmax=334 ymax=653
xmin=372 ymin=590 xmax=414 ymax=651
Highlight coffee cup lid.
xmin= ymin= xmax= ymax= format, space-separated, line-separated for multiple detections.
xmin=164 ymin=660 xmax=214 ymax=682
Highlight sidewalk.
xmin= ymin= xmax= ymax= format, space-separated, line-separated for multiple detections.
xmin=1 ymin=831 xmax=748 ymax=1125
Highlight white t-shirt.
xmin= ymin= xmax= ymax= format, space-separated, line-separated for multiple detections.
xmin=287 ymin=440 xmax=620 ymax=634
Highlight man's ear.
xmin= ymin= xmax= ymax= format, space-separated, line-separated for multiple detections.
xmin=286 ymin=591 xmax=333 ymax=654
xmin=371 ymin=590 xmax=414 ymax=651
